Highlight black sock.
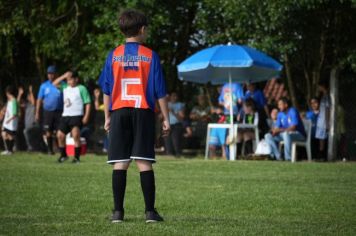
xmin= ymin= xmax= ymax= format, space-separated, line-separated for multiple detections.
xmin=245 ymin=140 xmax=253 ymax=155
xmin=59 ymin=147 xmax=67 ymax=157
xmin=46 ymin=137 xmax=53 ymax=153
xmin=74 ymin=147 xmax=81 ymax=160
xmin=112 ymin=170 xmax=127 ymax=211
xmin=140 ymin=170 xmax=155 ymax=212
xmin=6 ymin=140 xmax=13 ymax=152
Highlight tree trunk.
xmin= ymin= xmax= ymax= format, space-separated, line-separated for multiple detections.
xmin=328 ymin=68 xmax=338 ymax=161
xmin=35 ymin=48 xmax=45 ymax=82
xmin=284 ymin=53 xmax=298 ymax=108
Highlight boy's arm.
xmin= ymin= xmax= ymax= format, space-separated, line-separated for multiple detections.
xmin=103 ymin=94 xmax=111 ymax=132
xmin=28 ymin=86 xmax=36 ymax=105
xmin=52 ymin=71 xmax=72 ymax=87
xmin=158 ymin=97 xmax=170 ymax=136
xmin=82 ymin=103 xmax=91 ymax=125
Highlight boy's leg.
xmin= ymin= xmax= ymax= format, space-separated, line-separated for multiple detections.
xmin=136 ymin=160 xmax=155 ymax=211
xmin=112 ymin=162 xmax=130 ymax=216
xmin=71 ymin=126 xmax=81 ymax=162
xmin=57 ymin=130 xmax=68 ymax=162
xmin=1 ymin=131 xmax=8 ymax=151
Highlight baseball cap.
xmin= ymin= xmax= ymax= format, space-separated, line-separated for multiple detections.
xmin=47 ymin=65 xmax=57 ymax=74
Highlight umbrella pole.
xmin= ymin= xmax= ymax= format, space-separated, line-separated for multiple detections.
xmin=228 ymin=71 xmax=236 ymax=161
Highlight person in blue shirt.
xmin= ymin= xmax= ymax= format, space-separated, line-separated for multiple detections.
xmin=35 ymin=65 xmax=63 ymax=155
xmin=305 ymin=97 xmax=320 ymax=159
xmin=218 ymin=82 xmax=244 ymax=118
xmin=264 ymin=97 xmax=306 ymax=161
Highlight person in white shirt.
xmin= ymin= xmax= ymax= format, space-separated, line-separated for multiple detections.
xmin=1 ymin=86 xmax=19 ymax=155
xmin=53 ymin=70 xmax=91 ymax=163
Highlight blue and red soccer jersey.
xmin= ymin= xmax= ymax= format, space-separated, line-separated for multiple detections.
xmin=99 ymin=42 xmax=167 ymax=111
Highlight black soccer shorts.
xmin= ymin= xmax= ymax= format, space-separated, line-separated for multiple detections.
xmin=107 ymin=108 xmax=156 ymax=164
xmin=58 ymin=116 xmax=83 ymax=134
xmin=42 ymin=110 xmax=62 ymax=132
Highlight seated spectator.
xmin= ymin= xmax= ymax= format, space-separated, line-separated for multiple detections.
xmin=219 ymin=82 xmax=244 ymax=121
xmin=264 ymin=97 xmax=306 ymax=161
xmin=269 ymin=108 xmax=279 ymax=129
xmin=164 ymin=92 xmax=185 ymax=157
xmin=209 ymin=106 xmax=227 ymax=159
xmin=305 ymin=97 xmax=320 ymax=158
xmin=234 ymin=98 xmax=259 ymax=156
xmin=190 ymin=94 xmax=211 ymax=123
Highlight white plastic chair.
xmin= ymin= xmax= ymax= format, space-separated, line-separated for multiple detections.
xmin=278 ymin=119 xmax=312 ymax=163
xmin=291 ymin=120 xmax=312 ymax=163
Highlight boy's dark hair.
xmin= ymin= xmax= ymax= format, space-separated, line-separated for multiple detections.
xmin=278 ymin=97 xmax=290 ymax=106
xmin=118 ymin=9 xmax=148 ymax=37
xmin=70 ymin=69 xmax=79 ymax=78
xmin=5 ymin=85 xmax=16 ymax=96
xmin=244 ymin=98 xmax=256 ymax=112
xmin=310 ymin=97 xmax=319 ymax=103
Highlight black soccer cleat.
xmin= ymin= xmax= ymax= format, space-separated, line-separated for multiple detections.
xmin=58 ymin=156 xmax=68 ymax=163
xmin=111 ymin=210 xmax=124 ymax=223
xmin=72 ymin=158 xmax=80 ymax=164
xmin=145 ymin=209 xmax=164 ymax=223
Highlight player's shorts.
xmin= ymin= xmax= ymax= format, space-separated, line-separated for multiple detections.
xmin=209 ymin=128 xmax=227 ymax=146
xmin=1 ymin=127 xmax=17 ymax=136
xmin=43 ymin=110 xmax=62 ymax=132
xmin=58 ymin=116 xmax=83 ymax=134
xmin=108 ymin=108 xmax=155 ymax=164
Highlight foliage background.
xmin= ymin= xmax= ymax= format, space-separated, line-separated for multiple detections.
xmin=1 ymin=0 xmax=356 ymax=108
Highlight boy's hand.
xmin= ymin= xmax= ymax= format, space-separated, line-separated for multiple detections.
xmin=161 ymin=120 xmax=170 ymax=137
xmin=65 ymin=71 xmax=72 ymax=78
xmin=104 ymin=117 xmax=111 ymax=132
xmin=82 ymin=116 xmax=89 ymax=125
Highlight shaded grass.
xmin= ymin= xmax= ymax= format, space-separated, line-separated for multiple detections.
xmin=0 ymin=153 xmax=356 ymax=235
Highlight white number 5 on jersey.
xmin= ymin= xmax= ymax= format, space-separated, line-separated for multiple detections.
xmin=121 ymin=78 xmax=142 ymax=108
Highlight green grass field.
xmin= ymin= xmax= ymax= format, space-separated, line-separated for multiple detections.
xmin=1 ymin=153 xmax=356 ymax=235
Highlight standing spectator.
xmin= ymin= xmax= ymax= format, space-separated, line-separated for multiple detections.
xmin=35 ymin=65 xmax=63 ymax=155
xmin=316 ymin=80 xmax=330 ymax=160
xmin=18 ymin=85 xmax=37 ymax=151
xmin=235 ymin=98 xmax=259 ymax=156
xmin=1 ymin=86 xmax=18 ymax=155
xmin=218 ymin=83 xmax=244 ymax=120
xmin=264 ymin=97 xmax=306 ymax=161
xmin=93 ymin=87 xmax=108 ymax=152
xmin=305 ymin=97 xmax=320 ymax=159
xmin=164 ymin=92 xmax=185 ymax=156
xmin=53 ymin=70 xmax=91 ymax=163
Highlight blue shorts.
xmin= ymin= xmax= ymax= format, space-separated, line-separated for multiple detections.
xmin=209 ymin=128 xmax=227 ymax=146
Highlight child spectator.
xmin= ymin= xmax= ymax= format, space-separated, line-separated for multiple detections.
xmin=235 ymin=98 xmax=259 ymax=156
xmin=306 ymin=97 xmax=320 ymax=159
xmin=53 ymin=70 xmax=91 ymax=163
xmin=1 ymin=86 xmax=18 ymax=155
xmin=269 ymin=108 xmax=279 ymax=129
xmin=17 ymin=85 xmax=37 ymax=151
xmin=209 ymin=106 xmax=227 ymax=159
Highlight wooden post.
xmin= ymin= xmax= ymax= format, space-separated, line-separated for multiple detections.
xmin=328 ymin=68 xmax=339 ymax=161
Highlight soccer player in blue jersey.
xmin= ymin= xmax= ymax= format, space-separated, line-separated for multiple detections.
xmin=99 ymin=9 xmax=170 ymax=223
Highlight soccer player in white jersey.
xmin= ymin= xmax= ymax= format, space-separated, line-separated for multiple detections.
xmin=53 ymin=70 xmax=91 ymax=163
xmin=1 ymin=86 xmax=19 ymax=155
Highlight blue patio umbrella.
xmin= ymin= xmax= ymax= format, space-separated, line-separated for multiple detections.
xmin=177 ymin=43 xmax=283 ymax=160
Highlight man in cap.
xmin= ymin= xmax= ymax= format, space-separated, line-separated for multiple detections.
xmin=35 ymin=65 xmax=63 ymax=155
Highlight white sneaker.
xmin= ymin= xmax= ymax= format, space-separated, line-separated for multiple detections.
xmin=1 ymin=151 xmax=12 ymax=155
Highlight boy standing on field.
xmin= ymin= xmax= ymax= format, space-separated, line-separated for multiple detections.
xmin=53 ymin=70 xmax=91 ymax=163
xmin=1 ymin=86 xmax=18 ymax=155
xmin=99 ymin=9 xmax=170 ymax=223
